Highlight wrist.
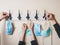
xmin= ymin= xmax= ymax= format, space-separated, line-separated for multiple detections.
xmin=30 ymin=29 xmax=34 ymax=33
xmin=22 ymin=31 xmax=25 ymax=36
xmin=51 ymin=20 xmax=57 ymax=25
xmin=22 ymin=30 xmax=26 ymax=33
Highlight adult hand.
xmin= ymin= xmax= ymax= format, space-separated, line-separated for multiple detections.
xmin=45 ymin=10 xmax=57 ymax=25
xmin=0 ymin=12 xmax=9 ymax=20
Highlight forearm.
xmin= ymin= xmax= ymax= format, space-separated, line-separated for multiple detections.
xmin=52 ymin=20 xmax=60 ymax=38
xmin=30 ymin=29 xmax=38 ymax=45
xmin=31 ymin=31 xmax=35 ymax=40
xmin=19 ymin=31 xmax=25 ymax=41
xmin=18 ymin=31 xmax=25 ymax=45
xmin=53 ymin=23 xmax=60 ymax=38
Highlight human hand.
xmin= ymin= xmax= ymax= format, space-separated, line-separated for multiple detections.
xmin=0 ymin=12 xmax=9 ymax=20
xmin=22 ymin=23 xmax=28 ymax=32
xmin=45 ymin=10 xmax=57 ymax=25
xmin=29 ymin=20 xmax=34 ymax=31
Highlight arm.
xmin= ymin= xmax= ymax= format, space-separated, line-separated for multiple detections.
xmin=18 ymin=32 xmax=25 ymax=45
xmin=29 ymin=21 xmax=38 ymax=45
xmin=45 ymin=10 xmax=60 ymax=38
xmin=18 ymin=23 xmax=27 ymax=45
xmin=53 ymin=20 xmax=60 ymax=38
xmin=30 ymin=30 xmax=38 ymax=45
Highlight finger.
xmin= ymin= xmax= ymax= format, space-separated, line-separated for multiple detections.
xmin=23 ymin=23 xmax=27 ymax=28
xmin=3 ymin=12 xmax=9 ymax=16
xmin=45 ymin=11 xmax=52 ymax=18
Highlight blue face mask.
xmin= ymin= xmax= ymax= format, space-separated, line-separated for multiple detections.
xmin=34 ymin=23 xmax=41 ymax=36
xmin=34 ymin=23 xmax=51 ymax=37
xmin=41 ymin=27 xmax=51 ymax=37
xmin=26 ymin=29 xmax=31 ymax=36
xmin=6 ymin=19 xmax=12 ymax=35
xmin=26 ymin=23 xmax=41 ymax=36
xmin=25 ymin=23 xmax=51 ymax=37
xmin=25 ymin=23 xmax=41 ymax=36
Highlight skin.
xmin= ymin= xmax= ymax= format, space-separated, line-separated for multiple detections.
xmin=19 ymin=23 xmax=28 ymax=41
xmin=28 ymin=20 xmax=36 ymax=40
xmin=19 ymin=21 xmax=36 ymax=41
xmin=0 ymin=12 xmax=9 ymax=20
xmin=45 ymin=10 xmax=57 ymax=25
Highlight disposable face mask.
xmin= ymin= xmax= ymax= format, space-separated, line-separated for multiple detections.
xmin=6 ymin=19 xmax=12 ymax=35
xmin=26 ymin=29 xmax=31 ymax=36
xmin=26 ymin=23 xmax=41 ymax=36
xmin=25 ymin=23 xmax=51 ymax=37
xmin=34 ymin=23 xmax=41 ymax=36
xmin=25 ymin=23 xmax=41 ymax=36
xmin=41 ymin=27 xmax=51 ymax=37
xmin=40 ymin=21 xmax=51 ymax=37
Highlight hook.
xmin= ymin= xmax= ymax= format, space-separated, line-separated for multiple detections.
xmin=9 ymin=11 xmax=12 ymax=20
xmin=26 ymin=10 xmax=30 ymax=20
xmin=18 ymin=10 xmax=21 ymax=20
xmin=35 ymin=10 xmax=38 ymax=20
xmin=43 ymin=10 xmax=46 ymax=20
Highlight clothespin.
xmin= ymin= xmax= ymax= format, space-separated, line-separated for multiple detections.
xmin=18 ymin=10 xmax=21 ymax=20
xmin=9 ymin=11 xmax=12 ymax=20
xmin=35 ymin=10 xmax=38 ymax=20
xmin=26 ymin=10 xmax=30 ymax=20
xmin=43 ymin=10 xmax=46 ymax=20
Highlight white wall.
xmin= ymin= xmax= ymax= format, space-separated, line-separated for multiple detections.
xmin=0 ymin=0 xmax=60 ymax=45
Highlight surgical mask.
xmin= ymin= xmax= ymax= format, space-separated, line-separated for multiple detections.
xmin=25 ymin=23 xmax=51 ymax=37
xmin=6 ymin=19 xmax=12 ymax=35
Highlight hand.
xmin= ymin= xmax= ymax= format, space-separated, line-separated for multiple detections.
xmin=0 ymin=12 xmax=9 ymax=20
xmin=22 ymin=23 xmax=28 ymax=32
xmin=45 ymin=11 xmax=55 ymax=20
xmin=29 ymin=20 xmax=34 ymax=31
xmin=20 ymin=23 xmax=28 ymax=41
xmin=45 ymin=10 xmax=57 ymax=25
